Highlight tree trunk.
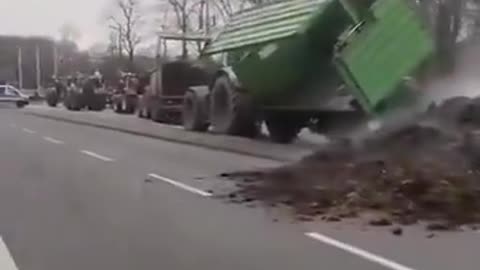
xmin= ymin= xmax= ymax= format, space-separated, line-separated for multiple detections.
xmin=128 ymin=50 xmax=135 ymax=72
xmin=436 ymin=0 xmax=463 ymax=72
xmin=181 ymin=1 xmax=188 ymax=59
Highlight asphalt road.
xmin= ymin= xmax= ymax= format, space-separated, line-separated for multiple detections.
xmin=0 ymin=107 xmax=479 ymax=270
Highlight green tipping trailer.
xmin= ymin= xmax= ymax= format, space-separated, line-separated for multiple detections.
xmin=181 ymin=0 xmax=434 ymax=143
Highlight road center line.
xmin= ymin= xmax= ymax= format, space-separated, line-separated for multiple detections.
xmin=305 ymin=232 xmax=416 ymax=270
xmin=148 ymin=173 xmax=212 ymax=197
xmin=0 ymin=237 xmax=19 ymax=270
xmin=43 ymin=136 xmax=65 ymax=145
xmin=22 ymin=128 xmax=36 ymax=134
xmin=80 ymin=150 xmax=115 ymax=162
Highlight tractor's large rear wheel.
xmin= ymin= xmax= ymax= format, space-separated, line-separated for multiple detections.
xmin=210 ymin=76 xmax=256 ymax=137
xmin=45 ymin=91 xmax=59 ymax=107
xmin=183 ymin=91 xmax=209 ymax=132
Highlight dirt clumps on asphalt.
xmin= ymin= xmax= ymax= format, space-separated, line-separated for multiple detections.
xmin=220 ymin=96 xmax=480 ymax=230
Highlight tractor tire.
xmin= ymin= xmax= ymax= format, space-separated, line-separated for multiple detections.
xmin=45 ymin=92 xmax=58 ymax=107
xmin=72 ymin=101 xmax=82 ymax=111
xmin=183 ymin=91 xmax=209 ymax=132
xmin=65 ymin=101 xmax=74 ymax=110
xmin=64 ymin=95 xmax=73 ymax=110
xmin=265 ymin=114 xmax=302 ymax=144
xmin=47 ymin=102 xmax=57 ymax=107
xmin=210 ymin=76 xmax=255 ymax=136
xmin=16 ymin=101 xmax=26 ymax=109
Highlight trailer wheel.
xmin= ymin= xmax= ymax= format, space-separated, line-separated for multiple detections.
xmin=210 ymin=76 xmax=255 ymax=136
xmin=265 ymin=114 xmax=302 ymax=144
xmin=183 ymin=91 xmax=209 ymax=132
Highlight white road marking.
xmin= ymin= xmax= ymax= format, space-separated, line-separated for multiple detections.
xmin=22 ymin=128 xmax=36 ymax=134
xmin=43 ymin=136 xmax=65 ymax=145
xmin=148 ymin=173 xmax=212 ymax=197
xmin=305 ymin=232 xmax=416 ymax=270
xmin=0 ymin=237 xmax=18 ymax=270
xmin=80 ymin=150 xmax=115 ymax=162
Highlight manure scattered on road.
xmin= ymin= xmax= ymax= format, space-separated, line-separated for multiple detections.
xmin=220 ymin=96 xmax=480 ymax=231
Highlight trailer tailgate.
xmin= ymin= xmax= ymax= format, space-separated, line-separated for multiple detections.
xmin=334 ymin=0 xmax=434 ymax=113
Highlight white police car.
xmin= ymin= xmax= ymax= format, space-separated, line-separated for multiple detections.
xmin=0 ymin=85 xmax=30 ymax=108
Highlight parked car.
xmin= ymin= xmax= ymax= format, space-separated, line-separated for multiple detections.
xmin=0 ymin=85 xmax=29 ymax=108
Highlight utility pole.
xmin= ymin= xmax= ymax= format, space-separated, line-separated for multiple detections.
xmin=17 ymin=47 xmax=23 ymax=90
xmin=205 ymin=0 xmax=210 ymax=35
xmin=53 ymin=43 xmax=58 ymax=78
xmin=35 ymin=45 xmax=41 ymax=91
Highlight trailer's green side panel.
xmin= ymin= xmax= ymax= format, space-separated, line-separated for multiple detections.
xmin=230 ymin=0 xmax=352 ymax=100
xmin=335 ymin=0 xmax=434 ymax=113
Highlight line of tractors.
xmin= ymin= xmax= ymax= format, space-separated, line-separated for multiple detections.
xmin=46 ymin=73 xmax=108 ymax=111
xmin=46 ymin=0 xmax=455 ymax=144
xmin=45 ymin=60 xmax=215 ymax=126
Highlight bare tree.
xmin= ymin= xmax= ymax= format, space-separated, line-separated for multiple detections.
xmin=168 ymin=0 xmax=190 ymax=57
xmin=155 ymin=0 xmax=253 ymax=58
xmin=157 ymin=0 xmax=205 ymax=57
xmin=416 ymin=0 xmax=464 ymax=70
xmin=212 ymin=0 xmax=264 ymax=21
xmin=109 ymin=0 xmax=143 ymax=71
xmin=212 ymin=0 xmax=235 ymax=19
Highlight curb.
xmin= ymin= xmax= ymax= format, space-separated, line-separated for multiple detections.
xmin=25 ymin=111 xmax=303 ymax=162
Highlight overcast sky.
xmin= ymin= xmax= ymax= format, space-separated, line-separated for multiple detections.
xmin=0 ymin=0 xmax=232 ymax=54
xmin=0 ymin=0 xmax=113 ymax=49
